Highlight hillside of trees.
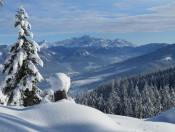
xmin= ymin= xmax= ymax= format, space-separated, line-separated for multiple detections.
xmin=76 ymin=67 xmax=175 ymax=118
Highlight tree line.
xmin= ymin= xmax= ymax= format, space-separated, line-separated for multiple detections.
xmin=76 ymin=68 xmax=175 ymax=118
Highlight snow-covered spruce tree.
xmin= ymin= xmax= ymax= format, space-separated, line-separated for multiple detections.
xmin=0 ymin=0 xmax=3 ymax=6
xmin=1 ymin=6 xmax=43 ymax=106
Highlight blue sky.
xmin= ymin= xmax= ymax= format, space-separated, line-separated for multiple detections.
xmin=1 ymin=0 xmax=175 ymax=45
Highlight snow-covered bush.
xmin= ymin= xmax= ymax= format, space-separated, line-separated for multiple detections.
xmin=0 ymin=6 xmax=43 ymax=106
xmin=49 ymin=73 xmax=71 ymax=93
xmin=42 ymin=73 xmax=71 ymax=102
xmin=41 ymin=89 xmax=54 ymax=103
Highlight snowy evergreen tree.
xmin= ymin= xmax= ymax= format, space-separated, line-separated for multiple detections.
xmin=153 ymin=86 xmax=162 ymax=114
xmin=0 ymin=6 xmax=43 ymax=106
xmin=141 ymin=84 xmax=155 ymax=117
xmin=0 ymin=0 xmax=3 ymax=6
xmin=161 ymin=85 xmax=171 ymax=111
xmin=131 ymin=85 xmax=143 ymax=118
xmin=170 ymin=87 xmax=175 ymax=107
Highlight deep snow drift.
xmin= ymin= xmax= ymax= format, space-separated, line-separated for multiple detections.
xmin=0 ymin=100 xmax=175 ymax=132
xmin=0 ymin=99 xmax=124 ymax=132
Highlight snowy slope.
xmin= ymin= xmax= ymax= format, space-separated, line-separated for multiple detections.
xmin=147 ymin=107 xmax=175 ymax=124
xmin=0 ymin=100 xmax=125 ymax=132
xmin=109 ymin=113 xmax=175 ymax=132
xmin=0 ymin=100 xmax=175 ymax=132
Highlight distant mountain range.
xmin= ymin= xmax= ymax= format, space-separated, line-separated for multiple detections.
xmin=40 ymin=35 xmax=135 ymax=48
xmin=0 ymin=36 xmax=173 ymax=95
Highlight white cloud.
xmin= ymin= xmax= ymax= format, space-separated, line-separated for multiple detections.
xmin=1 ymin=0 xmax=175 ymax=37
xmin=148 ymin=2 xmax=175 ymax=16
xmin=30 ymin=4 xmax=175 ymax=34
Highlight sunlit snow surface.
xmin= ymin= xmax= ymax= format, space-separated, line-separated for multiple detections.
xmin=0 ymin=100 xmax=175 ymax=132
xmin=109 ymin=115 xmax=175 ymax=132
xmin=0 ymin=100 xmax=124 ymax=132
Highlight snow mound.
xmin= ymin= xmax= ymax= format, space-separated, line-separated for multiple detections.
xmin=0 ymin=100 xmax=124 ymax=132
xmin=147 ymin=107 xmax=175 ymax=124
xmin=49 ymin=73 xmax=70 ymax=92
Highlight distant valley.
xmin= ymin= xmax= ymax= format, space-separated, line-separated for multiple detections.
xmin=0 ymin=36 xmax=173 ymax=96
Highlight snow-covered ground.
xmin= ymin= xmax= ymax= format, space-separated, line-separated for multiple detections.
xmin=147 ymin=108 xmax=175 ymax=124
xmin=0 ymin=100 xmax=124 ymax=132
xmin=0 ymin=100 xmax=175 ymax=132
xmin=108 ymin=111 xmax=175 ymax=132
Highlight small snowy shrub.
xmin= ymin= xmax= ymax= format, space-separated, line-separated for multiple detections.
xmin=41 ymin=89 xmax=54 ymax=103
xmin=41 ymin=73 xmax=71 ymax=102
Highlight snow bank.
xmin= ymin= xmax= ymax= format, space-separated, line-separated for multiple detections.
xmin=109 ymin=114 xmax=175 ymax=132
xmin=49 ymin=73 xmax=70 ymax=93
xmin=147 ymin=107 xmax=175 ymax=124
xmin=0 ymin=100 xmax=124 ymax=132
xmin=1 ymin=100 xmax=175 ymax=132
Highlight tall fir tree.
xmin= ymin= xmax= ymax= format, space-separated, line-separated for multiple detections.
xmin=0 ymin=6 xmax=43 ymax=106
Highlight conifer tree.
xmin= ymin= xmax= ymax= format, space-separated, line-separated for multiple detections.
xmin=1 ymin=6 xmax=43 ymax=106
xmin=0 ymin=0 xmax=3 ymax=6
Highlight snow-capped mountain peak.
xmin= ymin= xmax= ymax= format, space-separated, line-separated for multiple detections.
xmin=51 ymin=35 xmax=135 ymax=48
xmin=75 ymin=49 xmax=90 ymax=56
xmin=112 ymin=38 xmax=135 ymax=47
xmin=39 ymin=40 xmax=49 ymax=48
xmin=162 ymin=56 xmax=172 ymax=61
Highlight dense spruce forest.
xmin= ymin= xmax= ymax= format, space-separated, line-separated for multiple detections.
xmin=76 ymin=67 xmax=175 ymax=118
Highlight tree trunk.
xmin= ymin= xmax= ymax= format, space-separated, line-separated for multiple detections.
xmin=54 ymin=90 xmax=67 ymax=102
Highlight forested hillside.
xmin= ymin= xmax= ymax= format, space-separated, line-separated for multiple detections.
xmin=76 ymin=67 xmax=175 ymax=118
